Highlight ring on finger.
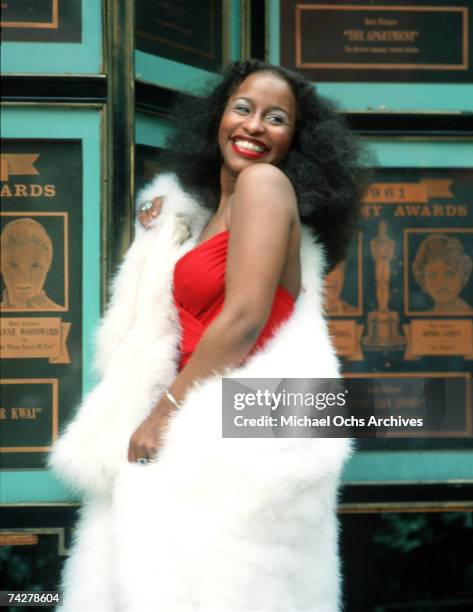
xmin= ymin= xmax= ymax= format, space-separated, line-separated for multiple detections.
xmin=147 ymin=449 xmax=158 ymax=463
xmin=140 ymin=200 xmax=153 ymax=213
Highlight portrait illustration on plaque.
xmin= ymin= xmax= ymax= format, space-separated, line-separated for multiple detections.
xmin=324 ymin=232 xmax=362 ymax=317
xmin=0 ymin=213 xmax=68 ymax=312
xmin=406 ymin=230 xmax=473 ymax=316
xmin=324 ymin=261 xmax=358 ymax=315
xmin=324 ymin=233 xmax=363 ymax=360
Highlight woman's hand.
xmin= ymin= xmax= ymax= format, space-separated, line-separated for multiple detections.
xmin=127 ymin=398 xmax=176 ymax=463
xmin=137 ymin=196 xmax=163 ymax=229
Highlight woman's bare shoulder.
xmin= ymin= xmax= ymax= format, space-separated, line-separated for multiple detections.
xmin=236 ymin=163 xmax=294 ymax=190
xmin=232 ymin=164 xmax=297 ymax=220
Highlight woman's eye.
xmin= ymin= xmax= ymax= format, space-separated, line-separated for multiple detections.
xmin=235 ymin=105 xmax=249 ymax=114
xmin=267 ymin=115 xmax=286 ymax=125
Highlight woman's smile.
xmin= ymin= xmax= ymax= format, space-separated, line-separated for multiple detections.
xmin=231 ymin=136 xmax=269 ymax=158
xmin=424 ymin=260 xmax=463 ymax=306
xmin=218 ymin=71 xmax=297 ymax=179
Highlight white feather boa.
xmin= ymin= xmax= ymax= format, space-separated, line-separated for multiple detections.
xmin=50 ymin=174 xmax=352 ymax=612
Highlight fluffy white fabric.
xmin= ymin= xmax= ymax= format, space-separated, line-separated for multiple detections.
xmin=50 ymin=174 xmax=351 ymax=611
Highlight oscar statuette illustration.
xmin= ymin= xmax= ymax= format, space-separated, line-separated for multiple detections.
xmin=363 ymin=221 xmax=406 ymax=350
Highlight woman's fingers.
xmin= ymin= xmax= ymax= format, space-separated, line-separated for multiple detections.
xmin=127 ymin=401 xmax=174 ymax=463
xmin=129 ymin=435 xmax=149 ymax=463
xmin=128 ymin=443 xmax=158 ymax=464
xmin=137 ymin=196 xmax=163 ymax=228
xmin=128 ymin=417 xmax=162 ymax=463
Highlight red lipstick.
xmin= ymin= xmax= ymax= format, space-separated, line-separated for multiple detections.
xmin=230 ymin=137 xmax=268 ymax=159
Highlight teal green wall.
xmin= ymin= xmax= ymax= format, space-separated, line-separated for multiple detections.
xmin=368 ymin=139 xmax=473 ymax=168
xmin=136 ymin=53 xmax=221 ymax=94
xmin=343 ymin=450 xmax=473 ymax=484
xmin=136 ymin=113 xmax=172 ymax=147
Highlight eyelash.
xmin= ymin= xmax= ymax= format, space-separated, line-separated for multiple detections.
xmin=268 ymin=115 xmax=285 ymax=124
xmin=234 ymin=105 xmax=287 ymax=125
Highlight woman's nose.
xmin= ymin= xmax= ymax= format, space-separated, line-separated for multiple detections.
xmin=17 ymin=268 xmax=31 ymax=285
xmin=243 ymin=113 xmax=265 ymax=134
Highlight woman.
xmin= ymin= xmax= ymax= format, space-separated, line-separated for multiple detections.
xmin=1 ymin=217 xmax=62 ymax=310
xmin=412 ymin=233 xmax=472 ymax=313
xmin=51 ymin=60 xmax=365 ymax=612
xmin=324 ymin=261 xmax=358 ymax=316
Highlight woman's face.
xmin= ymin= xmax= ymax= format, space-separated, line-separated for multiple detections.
xmin=325 ymin=263 xmax=346 ymax=300
xmin=1 ymin=243 xmax=50 ymax=303
xmin=218 ymin=71 xmax=297 ymax=179
xmin=423 ymin=259 xmax=464 ymax=306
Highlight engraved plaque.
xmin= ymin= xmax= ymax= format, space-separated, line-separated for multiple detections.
xmin=136 ymin=0 xmax=223 ymax=72
xmin=280 ymin=1 xmax=473 ymax=83
xmin=0 ymin=140 xmax=82 ymax=468
xmin=324 ymin=167 xmax=473 ymax=449
xmin=1 ymin=0 xmax=81 ymax=43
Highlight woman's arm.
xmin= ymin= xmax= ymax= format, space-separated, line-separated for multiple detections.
xmin=128 ymin=164 xmax=298 ymax=462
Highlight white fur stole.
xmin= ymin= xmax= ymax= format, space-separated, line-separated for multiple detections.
xmin=50 ymin=174 xmax=351 ymax=612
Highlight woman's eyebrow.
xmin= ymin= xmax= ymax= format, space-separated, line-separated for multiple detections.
xmin=270 ymin=105 xmax=290 ymax=116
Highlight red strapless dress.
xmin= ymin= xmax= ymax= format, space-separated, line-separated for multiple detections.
xmin=173 ymin=230 xmax=295 ymax=371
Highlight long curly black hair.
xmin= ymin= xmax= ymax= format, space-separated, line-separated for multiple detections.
xmin=160 ymin=59 xmax=369 ymax=271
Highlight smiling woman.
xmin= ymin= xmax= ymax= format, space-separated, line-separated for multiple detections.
xmin=413 ymin=233 xmax=473 ymax=313
xmin=218 ymin=71 xmax=296 ymax=172
xmin=51 ymin=59 xmax=368 ymax=612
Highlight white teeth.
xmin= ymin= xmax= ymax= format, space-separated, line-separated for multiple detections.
xmin=234 ymin=139 xmax=265 ymax=153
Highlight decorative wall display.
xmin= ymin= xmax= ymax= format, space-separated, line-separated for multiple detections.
xmin=0 ymin=140 xmax=82 ymax=469
xmin=325 ymin=232 xmax=364 ymax=360
xmin=280 ymin=1 xmax=473 ymax=83
xmin=0 ymin=212 xmax=68 ymax=313
xmin=324 ymin=166 xmax=473 ymax=449
xmin=136 ymin=0 xmax=223 ymax=72
xmin=0 ymin=0 xmax=81 ymax=43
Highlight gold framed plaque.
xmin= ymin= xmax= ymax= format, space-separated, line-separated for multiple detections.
xmin=324 ymin=159 xmax=473 ymax=450
xmin=280 ymin=1 xmax=473 ymax=83
xmin=0 ymin=0 xmax=81 ymax=43
xmin=1 ymin=139 xmax=82 ymax=469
